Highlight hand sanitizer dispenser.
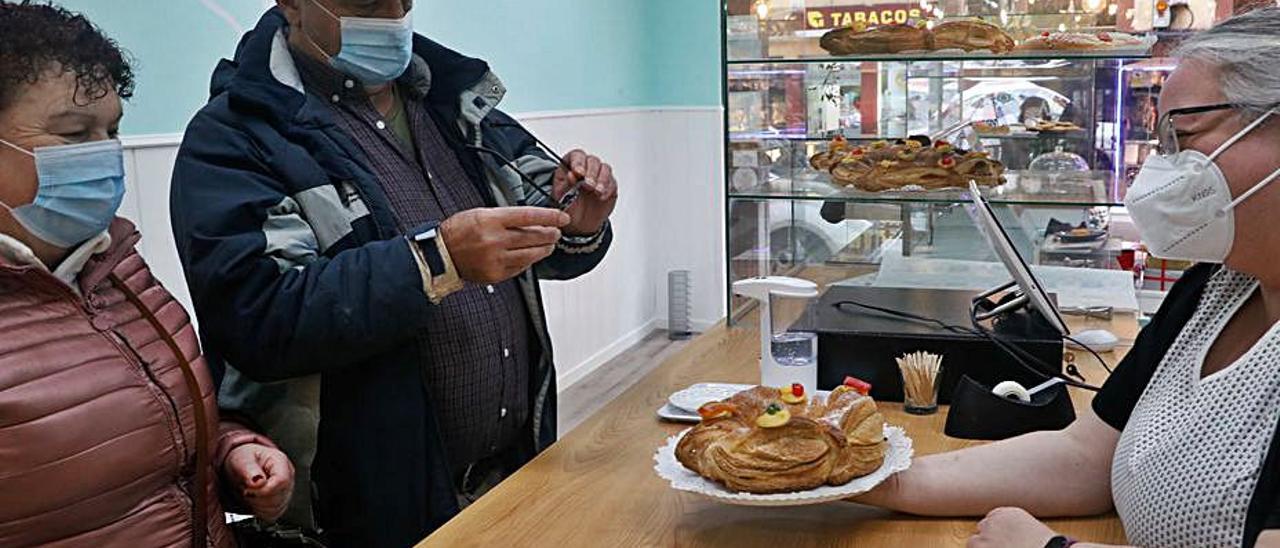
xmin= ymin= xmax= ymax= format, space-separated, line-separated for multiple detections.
xmin=733 ymin=277 xmax=820 ymax=394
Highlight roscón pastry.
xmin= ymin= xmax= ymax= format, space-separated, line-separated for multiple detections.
xmin=820 ymin=23 xmax=930 ymax=55
xmin=1026 ymin=120 xmax=1083 ymax=133
xmin=820 ymin=20 xmax=1014 ymax=56
xmin=1015 ymin=31 xmax=1145 ymax=52
xmin=810 ymin=136 xmax=1006 ymax=191
xmin=974 ymin=122 xmax=1012 ymax=135
xmin=675 ymin=379 xmax=888 ymax=494
xmin=931 ymin=20 xmax=1016 ymax=53
xmin=809 ymin=135 xmax=851 ymax=171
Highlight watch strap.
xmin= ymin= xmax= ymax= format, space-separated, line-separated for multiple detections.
xmin=1044 ymin=535 xmax=1077 ymax=548
xmin=412 ymin=221 xmax=447 ymax=277
xmin=408 ymin=221 xmax=464 ymax=304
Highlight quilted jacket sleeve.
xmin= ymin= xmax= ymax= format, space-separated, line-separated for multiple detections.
xmin=171 ymin=109 xmax=435 ymax=383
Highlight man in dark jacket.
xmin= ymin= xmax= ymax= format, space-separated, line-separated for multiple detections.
xmin=169 ymin=1 xmax=617 ymax=545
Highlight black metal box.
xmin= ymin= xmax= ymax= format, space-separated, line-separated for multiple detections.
xmin=797 ymin=285 xmax=1063 ymax=403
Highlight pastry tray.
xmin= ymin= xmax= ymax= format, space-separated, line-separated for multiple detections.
xmin=654 ymin=426 xmax=913 ymax=506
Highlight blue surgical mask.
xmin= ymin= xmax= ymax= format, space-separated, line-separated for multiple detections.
xmin=305 ymin=0 xmax=414 ymax=85
xmin=0 ymin=138 xmax=126 ymax=248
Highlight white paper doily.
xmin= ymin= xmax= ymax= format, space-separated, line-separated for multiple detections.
xmin=653 ymin=425 xmax=913 ymax=506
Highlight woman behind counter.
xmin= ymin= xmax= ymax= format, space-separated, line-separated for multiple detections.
xmin=859 ymin=7 xmax=1280 ymax=548
xmin=0 ymin=3 xmax=293 ymax=546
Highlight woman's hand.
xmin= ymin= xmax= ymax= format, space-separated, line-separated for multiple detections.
xmin=968 ymin=507 xmax=1057 ymax=548
xmin=225 ymin=443 xmax=295 ymax=523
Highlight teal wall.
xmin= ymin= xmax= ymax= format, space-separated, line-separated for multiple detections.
xmin=643 ymin=0 xmax=722 ymax=108
xmin=45 ymin=0 xmax=722 ymax=136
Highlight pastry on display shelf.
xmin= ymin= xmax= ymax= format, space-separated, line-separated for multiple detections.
xmin=820 ymin=20 xmax=1014 ymax=55
xmin=1026 ymin=120 xmax=1084 ymax=133
xmin=675 ymin=379 xmax=888 ymax=494
xmin=820 ymin=23 xmax=930 ymax=55
xmin=809 ymin=136 xmax=1007 ymax=191
xmin=974 ymin=122 xmax=1012 ymax=135
xmin=809 ymin=135 xmax=851 ymax=171
xmin=930 ymin=20 xmax=1016 ymax=53
xmin=1056 ymin=226 xmax=1109 ymax=243
xmin=1014 ymin=31 xmax=1146 ymax=52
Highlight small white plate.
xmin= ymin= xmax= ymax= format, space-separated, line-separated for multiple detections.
xmin=667 ymin=383 xmax=753 ymax=413
xmin=659 ymin=387 xmax=838 ymax=424
xmin=656 ymin=403 xmax=700 ymax=423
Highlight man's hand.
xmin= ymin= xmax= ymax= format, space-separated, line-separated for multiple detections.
xmin=555 ymin=149 xmax=618 ymax=236
xmin=968 ymin=507 xmax=1058 ymax=548
xmin=225 ymin=443 xmax=294 ymax=523
xmin=441 ymin=207 xmax=571 ymax=283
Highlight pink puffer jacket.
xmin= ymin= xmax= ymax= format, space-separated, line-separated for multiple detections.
xmin=0 ymin=219 xmax=274 ymax=547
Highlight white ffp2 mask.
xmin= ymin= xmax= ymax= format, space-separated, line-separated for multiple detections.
xmin=1124 ymin=108 xmax=1280 ymax=263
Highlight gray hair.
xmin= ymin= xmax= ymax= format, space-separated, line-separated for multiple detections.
xmin=1174 ymin=7 xmax=1280 ymax=117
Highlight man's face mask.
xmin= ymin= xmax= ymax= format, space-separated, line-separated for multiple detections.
xmin=302 ymin=0 xmax=414 ymax=85
xmin=0 ymin=138 xmax=126 ymax=248
xmin=1124 ymin=107 xmax=1280 ymax=263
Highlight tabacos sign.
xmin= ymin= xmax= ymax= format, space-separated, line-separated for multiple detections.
xmin=805 ymin=5 xmax=928 ymax=30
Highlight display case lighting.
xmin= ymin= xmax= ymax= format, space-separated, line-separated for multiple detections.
xmin=754 ymin=0 xmax=770 ymax=20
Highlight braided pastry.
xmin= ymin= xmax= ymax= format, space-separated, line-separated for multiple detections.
xmin=675 ymin=382 xmax=888 ymax=494
xmin=814 ymin=137 xmax=1006 ymax=191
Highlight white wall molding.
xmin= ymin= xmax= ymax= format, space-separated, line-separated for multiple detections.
xmin=121 ymin=133 xmax=184 ymax=149
xmin=514 ymin=105 xmax=721 ymax=121
xmin=654 ymin=318 xmax=721 ymax=334
xmin=118 ymin=108 xmax=727 ymax=392
xmin=119 ymin=106 xmax=725 ymax=151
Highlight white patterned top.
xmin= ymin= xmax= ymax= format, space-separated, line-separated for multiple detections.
xmin=1112 ymin=269 xmax=1280 ymax=547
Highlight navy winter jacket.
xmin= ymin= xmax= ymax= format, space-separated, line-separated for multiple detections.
xmin=170 ymin=9 xmax=610 ymax=546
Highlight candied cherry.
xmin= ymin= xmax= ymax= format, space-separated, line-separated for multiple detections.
xmin=842 ymin=376 xmax=873 ymax=396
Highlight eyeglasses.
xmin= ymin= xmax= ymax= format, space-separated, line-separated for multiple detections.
xmin=1155 ymin=103 xmax=1236 ymax=156
xmin=464 ymin=123 xmax=590 ymax=212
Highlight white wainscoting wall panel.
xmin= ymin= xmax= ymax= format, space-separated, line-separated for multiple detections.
xmin=119 ymin=107 xmax=725 ymax=391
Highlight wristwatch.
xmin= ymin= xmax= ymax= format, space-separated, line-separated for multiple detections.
xmin=408 ymin=221 xmax=463 ymax=304
xmin=1045 ymin=535 xmax=1077 ymax=548
xmin=411 ymin=221 xmax=448 ymax=278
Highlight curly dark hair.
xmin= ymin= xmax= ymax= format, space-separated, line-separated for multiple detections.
xmin=0 ymin=1 xmax=135 ymax=112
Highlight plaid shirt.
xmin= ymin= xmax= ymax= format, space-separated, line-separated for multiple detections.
xmin=294 ymin=50 xmax=531 ymax=474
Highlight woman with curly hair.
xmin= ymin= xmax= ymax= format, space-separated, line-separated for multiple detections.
xmin=0 ymin=2 xmax=294 ymax=546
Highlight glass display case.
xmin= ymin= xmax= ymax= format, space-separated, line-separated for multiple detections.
xmin=723 ymin=0 xmax=1158 ymax=322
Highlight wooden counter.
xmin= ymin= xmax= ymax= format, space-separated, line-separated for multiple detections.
xmin=421 ymin=313 xmax=1137 ymax=547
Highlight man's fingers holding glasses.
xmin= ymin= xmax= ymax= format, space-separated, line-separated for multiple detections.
xmin=585 ymin=155 xmax=603 ymax=181
xmin=502 ymin=245 xmax=557 ymax=271
xmin=505 ymin=226 xmax=562 ymax=249
xmin=492 ymin=206 xmax=570 ymax=229
xmin=589 ymin=164 xmax=615 ymax=197
xmin=564 ymin=149 xmax=589 ymax=179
